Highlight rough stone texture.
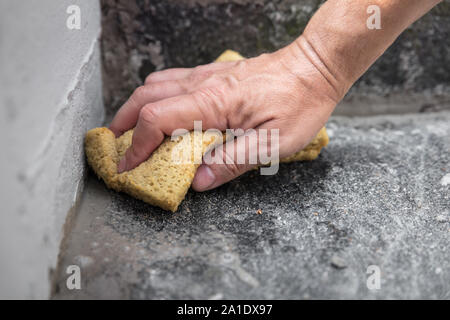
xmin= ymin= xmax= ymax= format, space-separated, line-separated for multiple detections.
xmin=101 ymin=0 xmax=450 ymax=118
xmin=53 ymin=111 xmax=449 ymax=299
xmin=0 ymin=0 xmax=103 ymax=299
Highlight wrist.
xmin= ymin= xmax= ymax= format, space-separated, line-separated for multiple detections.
xmin=292 ymin=0 xmax=444 ymax=96
xmin=277 ymin=36 xmax=351 ymax=106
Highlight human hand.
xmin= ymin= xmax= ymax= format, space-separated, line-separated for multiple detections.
xmin=109 ymin=39 xmax=347 ymax=191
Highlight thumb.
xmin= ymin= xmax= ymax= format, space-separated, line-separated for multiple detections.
xmin=192 ymin=128 xmax=280 ymax=191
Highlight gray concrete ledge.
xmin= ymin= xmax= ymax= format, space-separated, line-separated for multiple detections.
xmin=52 ymin=111 xmax=449 ymax=299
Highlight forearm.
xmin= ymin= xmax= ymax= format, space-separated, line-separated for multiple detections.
xmin=291 ymin=0 xmax=442 ymax=100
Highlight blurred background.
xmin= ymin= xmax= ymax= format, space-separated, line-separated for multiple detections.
xmin=101 ymin=0 xmax=450 ymax=118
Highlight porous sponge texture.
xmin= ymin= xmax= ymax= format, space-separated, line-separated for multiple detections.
xmin=85 ymin=50 xmax=329 ymax=212
xmin=281 ymin=127 xmax=329 ymax=162
xmin=85 ymin=128 xmax=222 ymax=212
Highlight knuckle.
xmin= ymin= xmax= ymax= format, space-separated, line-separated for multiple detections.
xmin=234 ymin=59 xmax=247 ymax=71
xmin=145 ymin=72 xmax=158 ymax=84
xmin=220 ymin=148 xmax=243 ymax=178
xmin=139 ymin=104 xmax=159 ymax=125
xmin=194 ymin=84 xmax=227 ymax=109
xmin=133 ymin=85 xmax=147 ymax=100
xmin=176 ymin=78 xmax=190 ymax=93
xmin=193 ymin=75 xmax=240 ymax=118
xmin=221 ymin=74 xmax=239 ymax=91
xmin=188 ymin=66 xmax=211 ymax=83
xmin=144 ymin=75 xmax=153 ymax=84
xmin=223 ymin=161 xmax=243 ymax=179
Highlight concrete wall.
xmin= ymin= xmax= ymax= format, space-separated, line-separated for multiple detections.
xmin=0 ymin=0 xmax=103 ymax=299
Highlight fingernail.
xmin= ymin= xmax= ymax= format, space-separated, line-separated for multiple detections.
xmin=118 ymin=157 xmax=127 ymax=173
xmin=193 ymin=165 xmax=216 ymax=191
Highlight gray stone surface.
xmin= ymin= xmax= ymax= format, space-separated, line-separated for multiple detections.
xmin=53 ymin=112 xmax=449 ymax=299
xmin=100 ymin=0 xmax=450 ymax=117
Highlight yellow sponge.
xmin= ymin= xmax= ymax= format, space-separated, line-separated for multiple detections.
xmin=215 ymin=49 xmax=246 ymax=62
xmin=86 ymin=128 xmax=222 ymax=212
xmin=85 ymin=51 xmax=329 ymax=212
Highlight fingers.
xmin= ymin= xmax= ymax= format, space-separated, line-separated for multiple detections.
xmin=117 ymin=90 xmax=231 ymax=173
xmin=144 ymin=61 xmax=238 ymax=85
xmin=115 ymin=60 xmax=245 ymax=173
xmin=109 ymin=81 xmax=188 ymax=137
xmin=117 ymin=108 xmax=165 ymax=174
xmin=192 ymin=127 xmax=280 ymax=191
xmin=111 ymin=62 xmax=239 ymax=137
xmin=144 ymin=68 xmax=192 ymax=84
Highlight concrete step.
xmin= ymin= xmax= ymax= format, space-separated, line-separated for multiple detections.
xmin=52 ymin=111 xmax=450 ymax=299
